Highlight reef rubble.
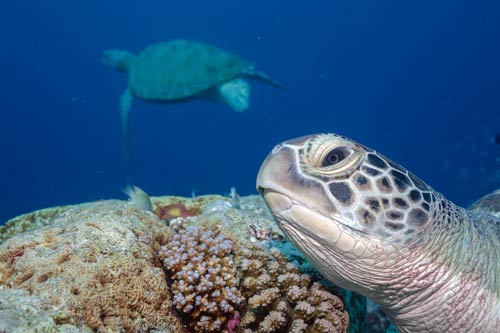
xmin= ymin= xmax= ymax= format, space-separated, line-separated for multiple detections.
xmin=0 ymin=194 xmax=351 ymax=333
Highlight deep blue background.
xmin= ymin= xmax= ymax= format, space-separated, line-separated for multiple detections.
xmin=1 ymin=1 xmax=499 ymax=223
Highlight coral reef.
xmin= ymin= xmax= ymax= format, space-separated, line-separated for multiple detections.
xmin=160 ymin=197 xmax=350 ymax=333
xmin=237 ymin=245 xmax=349 ymax=333
xmin=0 ymin=289 xmax=92 ymax=333
xmin=0 ymin=193 xmax=352 ymax=333
xmin=0 ymin=200 xmax=182 ymax=333
xmin=0 ymin=205 xmax=73 ymax=243
xmin=159 ymin=226 xmax=243 ymax=332
xmin=152 ymin=195 xmax=224 ymax=223
xmin=156 ymin=202 xmax=199 ymax=222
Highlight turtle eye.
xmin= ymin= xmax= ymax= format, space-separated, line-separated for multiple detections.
xmin=305 ymin=135 xmax=363 ymax=177
xmin=321 ymin=147 xmax=351 ymax=167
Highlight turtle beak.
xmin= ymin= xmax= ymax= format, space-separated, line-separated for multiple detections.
xmin=256 ymin=143 xmax=292 ymax=197
xmin=256 ymin=135 xmax=315 ymax=197
xmin=256 ymin=135 xmax=338 ymax=218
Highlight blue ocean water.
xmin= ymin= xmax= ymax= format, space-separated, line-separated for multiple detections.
xmin=1 ymin=1 xmax=499 ymax=223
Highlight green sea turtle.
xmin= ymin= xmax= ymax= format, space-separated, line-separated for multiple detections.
xmin=102 ymin=39 xmax=283 ymax=158
xmin=257 ymin=133 xmax=500 ymax=333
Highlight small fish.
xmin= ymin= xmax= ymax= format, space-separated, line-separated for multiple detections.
xmin=229 ymin=187 xmax=241 ymax=209
xmin=122 ymin=184 xmax=153 ymax=211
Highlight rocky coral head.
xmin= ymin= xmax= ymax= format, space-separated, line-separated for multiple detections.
xmin=102 ymin=49 xmax=135 ymax=72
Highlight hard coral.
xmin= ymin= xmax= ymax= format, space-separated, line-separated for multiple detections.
xmin=160 ymin=204 xmax=349 ymax=333
xmin=158 ymin=225 xmax=243 ymax=332
xmin=78 ymin=258 xmax=175 ymax=332
xmin=238 ymin=245 xmax=349 ymax=333
xmin=0 ymin=205 xmax=73 ymax=243
xmin=1 ymin=193 xmax=350 ymax=333
xmin=0 ymin=200 xmax=182 ymax=333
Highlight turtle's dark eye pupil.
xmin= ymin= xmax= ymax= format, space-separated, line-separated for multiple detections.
xmin=321 ymin=147 xmax=349 ymax=167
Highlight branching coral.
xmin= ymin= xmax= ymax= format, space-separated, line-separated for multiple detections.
xmin=237 ymin=245 xmax=349 ymax=333
xmin=158 ymin=225 xmax=243 ymax=332
xmin=160 ymin=214 xmax=349 ymax=333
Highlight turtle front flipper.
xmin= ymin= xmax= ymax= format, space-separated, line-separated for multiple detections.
xmin=120 ymin=88 xmax=133 ymax=160
xmin=217 ymin=78 xmax=251 ymax=112
xmin=469 ymin=189 xmax=500 ymax=216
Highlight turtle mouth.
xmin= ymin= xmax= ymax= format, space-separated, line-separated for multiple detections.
xmin=260 ymin=187 xmax=371 ymax=242
xmin=259 ymin=188 xmax=293 ymax=214
xmin=260 ymin=189 xmax=341 ymax=243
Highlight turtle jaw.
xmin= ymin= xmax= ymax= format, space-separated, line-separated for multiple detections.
xmin=258 ymin=186 xmax=393 ymax=296
xmin=260 ymin=189 xmax=367 ymax=255
xmin=257 ymin=141 xmax=390 ymax=293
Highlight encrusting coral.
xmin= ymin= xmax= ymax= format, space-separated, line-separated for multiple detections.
xmin=0 ymin=289 xmax=92 ymax=333
xmin=0 ymin=194 xmax=350 ymax=333
xmin=0 ymin=205 xmax=73 ymax=243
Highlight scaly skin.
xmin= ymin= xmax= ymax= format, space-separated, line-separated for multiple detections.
xmin=256 ymin=133 xmax=500 ymax=333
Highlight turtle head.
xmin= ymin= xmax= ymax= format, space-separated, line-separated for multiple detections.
xmin=102 ymin=49 xmax=135 ymax=72
xmin=257 ymin=133 xmax=438 ymax=291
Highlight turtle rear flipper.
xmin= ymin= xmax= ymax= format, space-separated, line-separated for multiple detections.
xmin=120 ymin=89 xmax=133 ymax=160
xmin=245 ymin=67 xmax=285 ymax=90
xmin=217 ymin=78 xmax=250 ymax=112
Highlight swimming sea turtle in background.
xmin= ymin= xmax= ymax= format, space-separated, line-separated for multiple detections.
xmin=257 ymin=133 xmax=500 ymax=333
xmin=102 ymin=39 xmax=284 ymax=159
